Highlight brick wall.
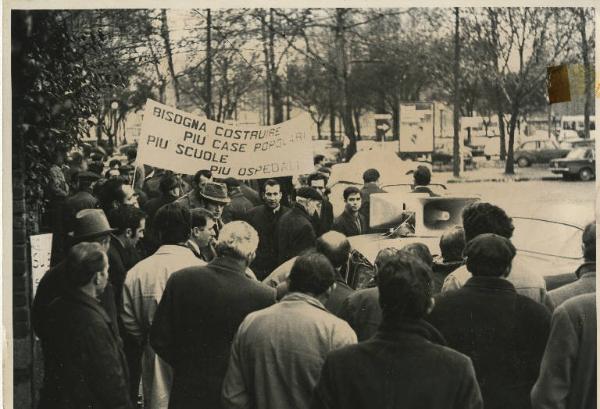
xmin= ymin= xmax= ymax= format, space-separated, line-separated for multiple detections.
xmin=13 ymin=173 xmax=34 ymax=409
xmin=13 ymin=126 xmax=36 ymax=408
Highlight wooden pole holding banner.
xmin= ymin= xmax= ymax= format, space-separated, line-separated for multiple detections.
xmin=131 ymin=165 xmax=137 ymax=188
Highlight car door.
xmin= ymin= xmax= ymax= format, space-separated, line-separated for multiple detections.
xmin=517 ymin=141 xmax=536 ymax=162
xmin=543 ymin=140 xmax=567 ymax=162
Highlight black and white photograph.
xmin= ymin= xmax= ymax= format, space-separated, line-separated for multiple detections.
xmin=5 ymin=2 xmax=597 ymax=409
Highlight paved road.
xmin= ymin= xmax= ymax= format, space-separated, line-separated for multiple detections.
xmin=447 ymin=180 xmax=595 ymax=228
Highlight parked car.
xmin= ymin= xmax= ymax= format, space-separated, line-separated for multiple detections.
xmin=514 ymin=138 xmax=569 ymax=167
xmin=559 ymin=137 xmax=595 ymax=150
xmin=432 ymin=142 xmax=473 ymax=169
xmin=465 ymin=143 xmax=485 ymax=157
xmin=549 ymin=147 xmax=596 ymax=181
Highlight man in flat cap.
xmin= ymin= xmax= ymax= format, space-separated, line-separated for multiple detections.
xmin=427 ymin=233 xmax=551 ymax=409
xmin=276 ymin=186 xmax=322 ymax=265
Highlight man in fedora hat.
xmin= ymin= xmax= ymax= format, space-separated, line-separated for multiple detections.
xmin=32 ymin=208 xmax=121 ymax=409
xmin=176 ymin=181 xmax=230 ymax=238
xmin=175 ymin=171 xmax=216 ymax=210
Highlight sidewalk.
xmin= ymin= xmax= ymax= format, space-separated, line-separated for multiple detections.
xmin=435 ymin=163 xmax=561 ymax=184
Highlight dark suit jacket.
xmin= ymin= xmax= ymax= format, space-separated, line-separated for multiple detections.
xmin=107 ymin=236 xmax=140 ymax=310
xmin=359 ymin=182 xmax=386 ymax=228
xmin=222 ymin=189 xmax=254 ymax=223
xmin=43 ymin=290 xmax=132 ymax=409
xmin=313 ymin=199 xmax=334 ymax=236
xmin=427 ymin=276 xmax=551 ymax=409
xmin=311 ymin=320 xmax=483 ymax=409
xmin=150 ymin=256 xmax=276 ymax=409
xmin=332 ymin=209 xmax=366 ymax=237
xmin=239 ymin=183 xmax=262 ymax=206
xmin=276 ymin=203 xmax=317 ymax=264
xmin=246 ymin=204 xmax=289 ymax=280
xmin=338 ymin=287 xmax=381 ymax=342
xmin=412 ymin=185 xmax=440 ymax=197
xmin=324 ymin=272 xmax=355 ymax=317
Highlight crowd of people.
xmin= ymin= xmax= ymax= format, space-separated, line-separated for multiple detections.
xmin=33 ymin=147 xmax=596 ymax=409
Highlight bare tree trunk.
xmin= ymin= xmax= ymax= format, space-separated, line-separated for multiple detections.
xmin=353 ymin=109 xmax=361 ymax=139
xmin=498 ymin=111 xmax=507 ymax=159
xmin=204 ymin=9 xmax=212 ymax=119
xmin=452 ymin=7 xmax=461 ymax=177
xmin=505 ymin=106 xmax=518 ymax=174
xmin=489 ymin=9 xmax=506 ymax=160
xmin=160 ymin=10 xmax=179 ymax=107
xmin=96 ymin=106 xmax=103 ymax=141
xmin=329 ymin=111 xmax=336 ymax=140
xmin=578 ymin=9 xmax=592 ymax=139
xmin=335 ymin=9 xmax=357 ymax=160
xmin=217 ymin=94 xmax=223 ymax=122
xmin=260 ymin=13 xmax=271 ymax=125
xmin=269 ymin=9 xmax=284 ymax=124
xmin=392 ymin=97 xmax=400 ymax=141
xmin=316 ymin=121 xmax=322 ymax=139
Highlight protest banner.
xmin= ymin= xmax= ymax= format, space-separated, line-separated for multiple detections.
xmin=137 ymin=99 xmax=314 ymax=179
xmin=30 ymin=233 xmax=53 ymax=297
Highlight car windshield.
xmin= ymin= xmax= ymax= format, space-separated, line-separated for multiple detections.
xmin=565 ymin=148 xmax=590 ymax=159
xmin=511 ymin=217 xmax=582 ymax=259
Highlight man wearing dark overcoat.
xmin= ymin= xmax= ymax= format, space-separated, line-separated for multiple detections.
xmin=245 ymin=179 xmax=289 ymax=280
xmin=32 ymin=209 xmax=121 ymax=409
xmin=312 ymin=250 xmax=483 ymax=409
xmin=276 ymin=186 xmax=322 ymax=265
xmin=43 ymin=242 xmax=133 ymax=409
xmin=150 ymin=221 xmax=276 ymax=409
xmin=427 ymin=233 xmax=551 ymax=409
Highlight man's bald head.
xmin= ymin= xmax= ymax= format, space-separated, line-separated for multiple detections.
xmin=316 ymin=231 xmax=351 ymax=269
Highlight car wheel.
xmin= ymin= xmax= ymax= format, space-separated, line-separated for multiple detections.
xmin=517 ymin=157 xmax=530 ymax=167
xmin=579 ymin=167 xmax=594 ymax=181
